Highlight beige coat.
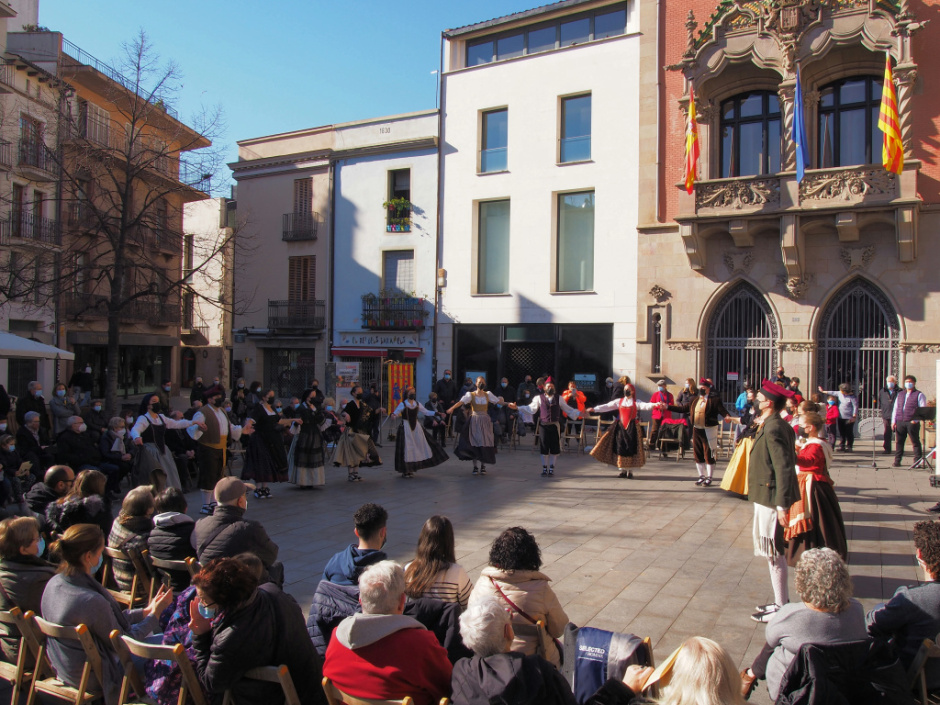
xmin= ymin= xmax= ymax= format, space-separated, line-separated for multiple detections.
xmin=471 ymin=566 xmax=568 ymax=667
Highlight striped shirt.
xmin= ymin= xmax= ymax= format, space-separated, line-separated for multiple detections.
xmin=406 ymin=562 xmax=473 ymax=608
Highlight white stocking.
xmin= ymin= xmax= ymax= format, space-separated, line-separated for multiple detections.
xmin=769 ymin=554 xmax=789 ymax=606
xmin=705 ymin=464 xmax=714 ymax=479
xmin=695 ymin=462 xmax=705 ymax=478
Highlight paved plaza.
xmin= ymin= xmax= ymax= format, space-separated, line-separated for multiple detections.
xmin=193 ymin=433 xmax=937 ymax=704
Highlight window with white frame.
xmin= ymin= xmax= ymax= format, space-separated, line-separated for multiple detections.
xmin=477 ymin=200 xmax=510 ymax=294
xmin=556 ymin=191 xmax=595 ymax=292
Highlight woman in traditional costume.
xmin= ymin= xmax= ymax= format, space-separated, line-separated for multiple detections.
xmin=334 ymin=385 xmax=382 ymax=482
xmin=720 ymin=387 xmax=760 ymax=497
xmin=447 ymin=377 xmax=500 ymax=475
xmin=243 ymin=389 xmax=294 ymax=498
xmin=287 ymin=388 xmax=328 ymax=488
xmin=130 ymin=395 xmax=205 ymax=491
xmin=586 ymin=383 xmax=659 ymax=478
xmin=390 ymin=386 xmax=449 ymax=478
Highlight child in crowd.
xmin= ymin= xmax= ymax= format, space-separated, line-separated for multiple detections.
xmin=825 ymin=395 xmax=840 ymax=447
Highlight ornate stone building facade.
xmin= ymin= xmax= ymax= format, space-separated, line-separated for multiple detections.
xmin=636 ymin=0 xmax=938 ymax=410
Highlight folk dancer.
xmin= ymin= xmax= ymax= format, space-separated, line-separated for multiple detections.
xmin=586 ymin=383 xmax=658 ymax=478
xmin=447 ymin=377 xmax=500 ymax=475
xmin=130 ymin=394 xmax=206 ymax=491
xmin=666 ymin=378 xmax=731 ymax=486
xmin=511 ymin=378 xmax=581 ymax=476
xmin=390 ymin=387 xmax=449 ymax=478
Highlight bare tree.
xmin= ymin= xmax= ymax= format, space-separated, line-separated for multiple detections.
xmin=0 ymin=31 xmax=252 ymax=415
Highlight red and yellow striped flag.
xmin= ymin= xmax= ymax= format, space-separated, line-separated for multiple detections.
xmin=878 ymin=53 xmax=903 ymax=175
xmin=684 ymin=87 xmax=700 ymax=194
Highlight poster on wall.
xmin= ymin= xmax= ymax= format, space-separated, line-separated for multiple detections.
xmin=334 ymin=362 xmax=361 ymax=409
xmin=387 ymin=363 xmax=414 ymax=414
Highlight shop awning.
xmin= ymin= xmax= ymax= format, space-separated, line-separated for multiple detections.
xmin=0 ymin=332 xmax=75 ymax=360
xmin=331 ymin=347 xmax=423 ymax=359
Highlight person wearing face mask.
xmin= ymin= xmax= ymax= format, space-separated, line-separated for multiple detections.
xmin=229 ymin=378 xmax=249 ymax=422
xmin=816 ymin=382 xmax=858 ymax=453
xmin=130 ymin=394 xmax=207 ymax=491
xmin=390 ymin=386 xmax=449 ymax=478
xmin=241 ymin=390 xmax=293 ymax=499
xmin=448 ymin=377 xmax=502 ymax=475
xmin=49 ymin=383 xmax=82 ymax=436
xmin=666 ymin=378 xmax=731 ymax=486
xmin=155 ymin=379 xmax=174 ymax=416
xmin=648 ymin=380 xmax=675 ymax=458
xmin=512 ymin=378 xmax=581 ymax=477
xmin=320 ymin=397 xmax=345 ymax=446
xmin=98 ymin=417 xmax=135 ymax=486
xmin=54 ymin=416 xmax=122 ymax=498
xmin=16 ymin=381 xmax=50 ymax=433
xmin=67 ymin=364 xmax=95 ymax=410
xmin=41 ymin=524 xmax=173 ymax=705
xmin=878 ymin=376 xmax=900 ymax=455
xmin=0 ymin=434 xmax=33 ymax=512
xmin=891 ymin=374 xmax=928 ymax=469
xmin=423 ymin=392 xmax=447 ymax=447
xmin=587 ymin=382 xmax=658 ymax=478
xmin=308 ymin=379 xmax=325 ymax=409
xmin=335 ymin=386 xmax=382 ymax=482
xmin=433 ymin=370 xmax=458 ymax=434
xmin=285 ymin=387 xmax=329 ymax=488
xmin=188 ymin=385 xmax=253 ymax=513
xmin=85 ymin=399 xmax=109 ymax=444
xmin=189 ymin=376 xmax=206 ymax=405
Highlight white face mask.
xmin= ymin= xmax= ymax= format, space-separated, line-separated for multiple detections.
xmin=78 ymin=423 xmax=87 ymax=433
xmin=117 ymin=429 xmax=127 ymax=438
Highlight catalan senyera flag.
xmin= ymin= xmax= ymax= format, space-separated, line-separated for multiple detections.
xmin=386 ymin=363 xmax=414 ymax=415
xmin=878 ymin=52 xmax=904 ymax=175
xmin=684 ymin=87 xmax=700 ymax=194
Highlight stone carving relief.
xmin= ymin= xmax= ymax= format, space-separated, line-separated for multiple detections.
xmin=649 ymin=285 xmax=670 ymax=302
xmin=723 ymin=250 xmax=754 ymax=275
xmin=779 ymin=342 xmax=816 ymax=353
xmin=777 ymin=273 xmax=815 ymax=299
xmin=696 ymin=178 xmax=780 ymax=211
xmin=666 ymin=341 xmax=703 ymax=351
xmin=839 ymin=245 xmax=875 ymax=271
xmin=799 ymin=168 xmax=897 ymax=203
xmin=901 ymin=344 xmax=940 ymax=354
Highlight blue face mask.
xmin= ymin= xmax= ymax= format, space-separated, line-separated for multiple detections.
xmin=198 ymin=602 xmax=217 ymax=619
xmin=56 ymin=390 xmax=66 ymax=398
xmin=326 ymin=405 xmax=333 ymax=412
xmin=93 ymin=406 xmax=102 ymax=412
xmin=887 ymin=382 xmax=896 ymax=389
xmin=92 ymin=553 xmax=103 ymax=574
xmin=658 ymin=386 xmax=665 ymax=392
xmin=828 ymin=400 xmax=837 ymax=406
xmin=906 ymin=382 xmax=914 ymax=390
xmin=444 ymin=374 xmax=451 ymax=380
xmin=7 ymin=445 xmax=14 ymax=452
xmin=293 ymin=403 xmax=301 ymax=410
xmin=37 ymin=537 xmax=45 ymax=556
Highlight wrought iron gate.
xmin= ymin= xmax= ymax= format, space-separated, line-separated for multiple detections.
xmin=505 ymin=343 xmax=555 ymax=386
xmin=816 ymin=278 xmax=899 ymax=413
xmin=707 ymin=281 xmax=778 ymax=405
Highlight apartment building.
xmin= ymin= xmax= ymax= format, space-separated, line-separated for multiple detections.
xmin=436 ymin=0 xmax=651 ymax=402
xmin=636 ymin=0 xmax=939 ymax=408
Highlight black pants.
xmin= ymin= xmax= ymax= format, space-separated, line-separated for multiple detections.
xmin=837 ymin=417 xmax=854 ymax=450
xmin=197 ymin=444 xmax=225 ymax=491
xmin=750 ymin=642 xmax=775 ymax=679
xmin=895 ymin=421 xmax=923 ymax=464
xmin=691 ymin=427 xmax=716 ymax=464
xmin=427 ymin=421 xmax=445 ymax=447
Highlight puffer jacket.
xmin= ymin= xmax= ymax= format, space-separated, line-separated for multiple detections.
xmin=0 ymin=555 xmax=56 ymax=661
xmin=148 ymin=511 xmax=197 ymax=591
xmin=307 ymin=580 xmax=361 ymax=656
xmin=46 ymin=494 xmax=113 ymax=538
xmin=470 ymin=567 xmax=569 ymax=667
xmin=192 ymin=504 xmax=278 ymax=568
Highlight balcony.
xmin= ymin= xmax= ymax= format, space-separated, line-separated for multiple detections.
xmin=8 ymin=212 xmax=62 ymax=246
xmin=63 ymin=293 xmax=108 ymax=319
xmin=182 ymin=324 xmax=210 ymax=346
xmin=17 ymin=139 xmax=55 ymax=180
xmin=62 ymin=294 xmax=180 ymax=326
xmin=268 ymin=299 xmax=326 ymax=330
xmin=282 ymin=212 xmax=318 ymax=241
xmin=383 ymin=198 xmax=412 ymax=233
xmin=361 ymin=292 xmax=428 ymax=331
xmin=151 ymin=228 xmax=182 ymax=254
xmin=0 ymin=141 xmax=12 ymax=170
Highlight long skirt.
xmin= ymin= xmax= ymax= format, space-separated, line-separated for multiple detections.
xmin=135 ymin=443 xmax=181 ymax=491
xmin=394 ymin=421 xmax=449 ymax=475
xmin=720 ymin=437 xmax=752 ymax=496
xmin=243 ymin=434 xmax=288 ymax=484
xmin=454 ymin=414 xmax=497 ymax=464
xmin=590 ymin=419 xmax=645 ymax=470
xmin=287 ymin=427 xmax=326 ymax=487
xmin=785 ymin=480 xmax=848 ymax=567
xmin=334 ymin=429 xmax=382 ymax=468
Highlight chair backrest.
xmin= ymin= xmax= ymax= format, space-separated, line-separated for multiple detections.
xmin=111 ymin=632 xmax=208 ymax=705
xmin=0 ymin=607 xmax=35 ymax=703
xmin=30 ymin=614 xmax=105 ymax=700
xmin=220 ymin=665 xmax=300 ymax=705
xmin=321 ymin=676 xmax=418 ymax=705
xmin=142 ymin=550 xmax=197 ymax=599
xmin=907 ymin=636 xmax=940 ymax=705
xmin=511 ymin=620 xmax=546 ymax=659
xmin=101 ymin=546 xmax=148 ymax=607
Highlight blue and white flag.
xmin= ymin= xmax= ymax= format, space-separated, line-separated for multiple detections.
xmin=793 ymin=65 xmax=809 ymax=182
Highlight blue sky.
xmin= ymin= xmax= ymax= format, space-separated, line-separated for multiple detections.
xmin=38 ymin=0 xmax=540 ymax=185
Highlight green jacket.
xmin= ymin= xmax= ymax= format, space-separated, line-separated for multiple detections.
xmin=748 ymin=414 xmax=799 ymax=509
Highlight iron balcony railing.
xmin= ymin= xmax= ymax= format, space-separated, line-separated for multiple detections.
xmin=0 ymin=62 xmax=14 ymax=91
xmin=282 ymin=212 xmax=318 ymax=241
xmin=17 ymin=139 xmax=53 ymax=173
xmin=361 ymin=292 xmax=428 ymax=330
xmin=9 ymin=211 xmax=62 ymax=245
xmin=268 ymin=299 xmax=326 ymax=329
xmin=62 ymin=294 xmax=180 ymax=325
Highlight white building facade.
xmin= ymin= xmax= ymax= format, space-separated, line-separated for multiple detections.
xmin=436 ymin=0 xmax=643 ymax=402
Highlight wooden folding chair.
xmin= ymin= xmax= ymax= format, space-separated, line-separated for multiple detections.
xmin=511 ymin=620 xmax=548 ymax=660
xmin=100 ymin=546 xmax=150 ymax=608
xmin=561 ymin=419 xmax=582 ymax=453
xmin=109 ymin=631 xmax=207 ymax=705
xmin=322 ymin=676 xmax=451 ymax=705
xmin=907 ymin=636 xmax=940 ymax=705
xmin=0 ymin=607 xmax=39 ymax=705
xmin=143 ymin=550 xmax=199 ymax=598
xmin=26 ymin=615 xmax=104 ymax=705
xmin=221 ymin=665 xmax=300 ymax=705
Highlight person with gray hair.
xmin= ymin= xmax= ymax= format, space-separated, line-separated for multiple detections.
xmin=323 ymin=560 xmax=452 ymax=705
xmin=15 ymin=381 xmax=49 ymax=432
xmin=16 ymin=411 xmax=54 ymax=478
xmin=740 ymin=548 xmax=866 ymax=700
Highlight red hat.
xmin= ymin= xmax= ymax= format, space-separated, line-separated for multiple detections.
xmin=760 ymin=379 xmax=793 ymax=401
xmin=699 ymin=377 xmax=712 ymax=387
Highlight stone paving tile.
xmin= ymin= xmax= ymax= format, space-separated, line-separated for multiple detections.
xmin=178 ymin=436 xmax=936 ymax=705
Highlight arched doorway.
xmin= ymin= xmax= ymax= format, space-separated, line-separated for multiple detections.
xmin=816 ymin=278 xmax=900 ymax=413
xmin=707 ymin=281 xmax=779 ymax=404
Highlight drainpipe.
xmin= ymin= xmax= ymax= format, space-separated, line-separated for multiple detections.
xmin=327 ymin=154 xmax=336 ymax=384
xmin=431 ymin=32 xmax=445 ymax=387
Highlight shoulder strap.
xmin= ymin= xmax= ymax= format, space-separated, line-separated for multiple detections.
xmin=488 ymin=576 xmax=538 ymax=624
xmin=198 ymin=521 xmax=234 ymax=557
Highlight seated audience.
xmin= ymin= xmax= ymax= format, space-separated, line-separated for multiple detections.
xmin=55 ymin=415 xmax=120 ymax=497
xmin=0 ymin=433 xmax=36 ymax=507
xmin=322 ymin=502 xmax=388 ymax=585
xmin=98 ymin=417 xmax=135 ymax=484
xmin=470 ymin=526 xmax=568 ymax=667
xmin=0 ymin=516 xmax=56 ymax=663
xmin=86 ymin=400 xmax=109 ymax=444
xmin=320 ymin=397 xmax=344 ymax=444
xmin=193 ymin=477 xmax=281 ymax=586
xmin=107 ymin=486 xmax=155 ymax=592
xmin=41 ymin=524 xmax=173 ymax=705
xmin=16 ymin=411 xmax=54 ymax=474
xmin=45 ymin=469 xmax=114 ymax=538
xmin=405 ymin=515 xmax=472 ymax=608
xmin=867 ymin=520 xmax=940 ymax=690
xmin=26 ymin=464 xmax=75 ymax=516
xmin=148 ymin=487 xmax=198 ymax=591
xmin=741 ymin=547 xmax=866 ymax=700
xmin=323 ymin=560 xmax=452 ymax=705
xmin=189 ymin=557 xmax=325 ymax=705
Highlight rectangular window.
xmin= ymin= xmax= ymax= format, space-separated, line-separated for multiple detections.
xmin=182 ymin=290 xmax=194 ymax=330
xmin=557 ymin=192 xmax=595 ymax=292
xmin=387 ymin=169 xmax=411 ymax=232
xmin=467 ymin=40 xmax=494 ymax=66
xmin=383 ymin=250 xmax=415 ymax=293
xmin=497 ymin=34 xmax=524 ymax=60
xmin=560 ymin=94 xmax=591 ymax=162
xmin=560 ymin=17 xmax=590 ymax=47
xmin=481 ymin=109 xmax=508 ymax=173
xmin=86 ymin=103 xmax=109 ymax=146
xmin=11 ymin=184 xmax=24 ymax=238
xmin=293 ymin=178 xmax=312 ymax=215
xmin=183 ymin=234 xmax=194 ymax=277
xmin=477 ymin=200 xmax=510 ymax=294
xmin=527 ymin=25 xmax=557 ymax=53
xmin=594 ymin=8 xmax=627 ymax=39
xmin=288 ymin=256 xmax=316 ymax=301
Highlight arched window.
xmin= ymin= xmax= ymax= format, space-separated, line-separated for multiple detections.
xmin=707 ymin=281 xmax=778 ymax=405
xmin=719 ymin=91 xmax=781 ymax=178
xmin=817 ymin=76 xmax=881 ymax=168
xmin=816 ymin=278 xmax=899 ymax=413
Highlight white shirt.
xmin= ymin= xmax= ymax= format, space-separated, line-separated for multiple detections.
xmin=129 ymin=412 xmax=194 ymax=440
xmin=393 ymin=400 xmax=432 ymax=417
xmin=188 ymin=406 xmax=243 ymax=441
xmin=519 ymin=394 xmax=581 ymax=420
xmin=591 ymin=397 xmax=657 ymax=414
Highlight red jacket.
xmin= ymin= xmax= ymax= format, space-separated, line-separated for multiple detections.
xmin=650 ymin=390 xmax=674 ymax=421
xmin=562 ymin=389 xmax=586 ymax=412
xmin=323 ymin=618 xmax=452 ymax=705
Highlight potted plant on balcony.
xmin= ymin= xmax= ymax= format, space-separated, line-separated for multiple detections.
xmin=382 ymin=197 xmax=413 ymax=232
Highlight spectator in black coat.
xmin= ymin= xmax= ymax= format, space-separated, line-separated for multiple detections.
xmin=15 ymin=382 xmax=49 ymax=432
xmin=16 ymin=412 xmax=54 ymax=474
xmin=0 ymin=384 xmax=10 ymax=421
xmin=308 ymin=380 xmax=325 ymax=409
xmin=434 ymin=370 xmax=458 ymax=410
xmin=98 ymin=417 xmax=134 ymax=484
xmin=0 ymin=434 xmax=35 ymax=506
xmin=189 ymin=377 xmax=206 ymax=405
xmin=45 ymin=469 xmax=113 ymax=538
xmin=307 ymin=580 xmax=361 ymax=656
xmin=85 ymin=401 xmax=109 ymax=444
xmin=25 ymin=465 xmax=74 ymax=517
xmin=148 ymin=487 xmax=197 ymax=591
xmin=56 ymin=416 xmax=120 ymax=497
